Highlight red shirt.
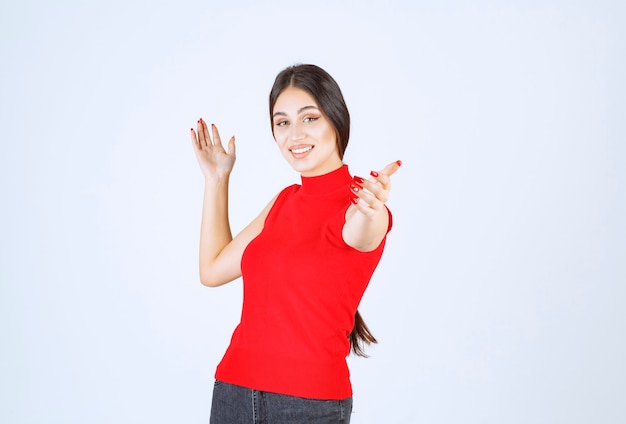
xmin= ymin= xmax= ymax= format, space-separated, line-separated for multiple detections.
xmin=215 ymin=165 xmax=391 ymax=400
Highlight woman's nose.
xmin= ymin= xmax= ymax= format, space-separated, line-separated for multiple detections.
xmin=290 ymin=122 xmax=305 ymax=141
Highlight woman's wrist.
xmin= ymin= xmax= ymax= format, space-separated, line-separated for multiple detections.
xmin=204 ymin=171 xmax=232 ymax=186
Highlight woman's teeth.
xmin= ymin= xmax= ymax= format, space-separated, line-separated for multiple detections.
xmin=291 ymin=146 xmax=313 ymax=154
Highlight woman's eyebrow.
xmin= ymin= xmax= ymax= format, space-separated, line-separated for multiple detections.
xmin=272 ymin=105 xmax=319 ymax=118
xmin=297 ymin=105 xmax=318 ymax=113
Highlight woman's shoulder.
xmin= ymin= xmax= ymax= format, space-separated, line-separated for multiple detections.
xmin=261 ymin=184 xmax=300 ymax=217
xmin=275 ymin=183 xmax=301 ymax=200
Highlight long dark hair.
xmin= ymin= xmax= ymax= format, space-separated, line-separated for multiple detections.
xmin=269 ymin=64 xmax=377 ymax=357
xmin=269 ymin=64 xmax=350 ymax=159
xmin=350 ymin=310 xmax=378 ymax=357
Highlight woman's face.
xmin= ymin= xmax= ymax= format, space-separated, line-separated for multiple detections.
xmin=272 ymin=86 xmax=342 ymax=177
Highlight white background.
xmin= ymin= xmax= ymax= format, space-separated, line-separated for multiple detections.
xmin=1 ymin=1 xmax=624 ymax=423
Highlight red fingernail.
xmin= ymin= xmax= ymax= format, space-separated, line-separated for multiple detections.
xmin=350 ymin=197 xmax=359 ymax=204
xmin=396 ymin=160 xmax=403 ymax=166
xmin=370 ymin=171 xmax=379 ymax=177
xmin=353 ymin=176 xmax=364 ymax=184
xmin=351 ymin=184 xmax=359 ymax=192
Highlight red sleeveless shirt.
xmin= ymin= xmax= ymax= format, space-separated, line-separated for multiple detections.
xmin=215 ymin=165 xmax=391 ymax=400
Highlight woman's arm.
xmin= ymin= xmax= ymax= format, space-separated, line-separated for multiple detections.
xmin=342 ymin=160 xmax=402 ymax=252
xmin=191 ymin=119 xmax=275 ymax=287
xmin=198 ymin=189 xmax=275 ymax=287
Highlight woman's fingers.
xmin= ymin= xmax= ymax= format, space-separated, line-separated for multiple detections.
xmin=355 ymin=178 xmax=388 ymax=203
xmin=190 ymin=119 xmax=236 ymax=180
xmin=351 ymin=181 xmax=383 ymax=213
xmin=381 ymin=160 xmax=402 ymax=178
xmin=190 ymin=128 xmax=200 ymax=150
xmin=351 ymin=160 xmax=402 ymax=213
xmin=191 ymin=119 xmax=236 ymax=161
xmin=374 ymin=160 xmax=402 ymax=189
xmin=195 ymin=119 xmax=205 ymax=147
xmin=350 ymin=191 xmax=382 ymax=219
xmin=198 ymin=118 xmax=231 ymax=153
xmin=203 ymin=119 xmax=213 ymax=147
xmin=211 ymin=123 xmax=222 ymax=147
xmin=227 ymin=136 xmax=236 ymax=157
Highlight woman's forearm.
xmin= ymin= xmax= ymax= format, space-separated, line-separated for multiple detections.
xmin=343 ymin=206 xmax=389 ymax=252
xmin=198 ymin=177 xmax=233 ymax=286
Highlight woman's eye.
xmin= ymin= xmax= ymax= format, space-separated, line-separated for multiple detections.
xmin=275 ymin=120 xmax=288 ymax=127
xmin=303 ymin=117 xmax=318 ymax=123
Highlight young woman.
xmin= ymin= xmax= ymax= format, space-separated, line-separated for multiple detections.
xmin=191 ymin=64 xmax=401 ymax=423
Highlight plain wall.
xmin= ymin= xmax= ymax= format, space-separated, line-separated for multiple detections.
xmin=1 ymin=1 xmax=624 ymax=422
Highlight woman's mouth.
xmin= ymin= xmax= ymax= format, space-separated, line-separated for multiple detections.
xmin=289 ymin=145 xmax=314 ymax=158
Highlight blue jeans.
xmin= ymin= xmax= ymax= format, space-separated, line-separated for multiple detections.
xmin=210 ymin=380 xmax=353 ymax=424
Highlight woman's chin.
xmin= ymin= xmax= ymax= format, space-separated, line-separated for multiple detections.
xmin=290 ymin=162 xmax=312 ymax=175
xmin=281 ymin=152 xmax=342 ymax=176
xmin=284 ymin=156 xmax=312 ymax=173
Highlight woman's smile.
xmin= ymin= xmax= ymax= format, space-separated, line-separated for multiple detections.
xmin=289 ymin=144 xmax=314 ymax=157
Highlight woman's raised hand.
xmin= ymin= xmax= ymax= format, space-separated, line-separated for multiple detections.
xmin=350 ymin=160 xmax=402 ymax=218
xmin=191 ymin=119 xmax=236 ymax=181
xmin=343 ymin=159 xmax=402 ymax=251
